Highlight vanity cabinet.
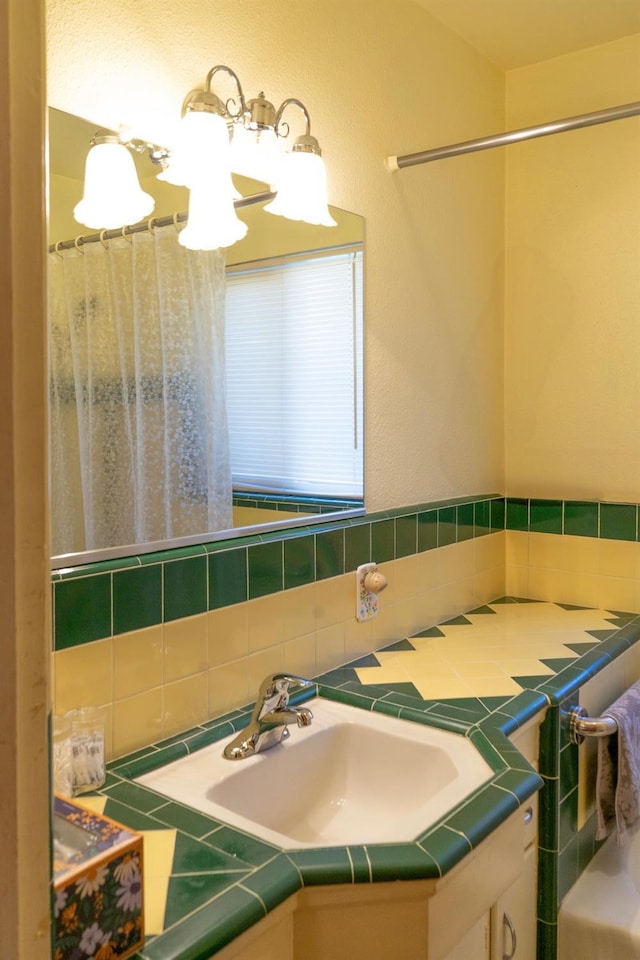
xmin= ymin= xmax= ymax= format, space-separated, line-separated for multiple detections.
xmin=440 ymin=842 xmax=537 ymax=960
xmin=442 ymin=717 xmax=541 ymax=960
xmin=491 ymin=843 xmax=537 ymax=960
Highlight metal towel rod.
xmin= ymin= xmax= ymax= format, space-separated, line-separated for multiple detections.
xmin=568 ymin=705 xmax=618 ymax=745
xmin=386 ymin=100 xmax=640 ymax=170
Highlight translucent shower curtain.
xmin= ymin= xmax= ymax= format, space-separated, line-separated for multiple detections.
xmin=49 ymin=224 xmax=232 ymax=556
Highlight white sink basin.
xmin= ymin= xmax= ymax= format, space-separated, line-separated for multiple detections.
xmin=137 ymin=697 xmax=492 ymax=849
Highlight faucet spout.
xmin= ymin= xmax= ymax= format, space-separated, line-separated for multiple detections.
xmin=223 ymin=674 xmax=315 ymax=760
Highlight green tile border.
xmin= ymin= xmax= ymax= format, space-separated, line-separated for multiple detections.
xmin=52 ymin=492 xmax=640 ymax=656
xmin=52 ymin=494 xmax=505 ymax=651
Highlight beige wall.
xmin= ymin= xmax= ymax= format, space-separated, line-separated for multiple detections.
xmin=505 ymin=34 xmax=640 ymax=501
xmin=46 ymin=0 xmax=506 ymax=513
xmin=0 ymin=0 xmax=50 ymax=956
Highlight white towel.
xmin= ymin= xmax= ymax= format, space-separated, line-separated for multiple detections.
xmin=595 ymin=681 xmax=640 ymax=844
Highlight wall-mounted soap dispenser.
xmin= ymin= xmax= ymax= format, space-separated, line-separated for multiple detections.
xmin=356 ymin=562 xmax=388 ymax=621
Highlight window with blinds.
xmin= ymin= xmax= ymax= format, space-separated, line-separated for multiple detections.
xmin=225 ymin=246 xmax=364 ymax=499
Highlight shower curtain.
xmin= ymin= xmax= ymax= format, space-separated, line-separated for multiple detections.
xmin=49 ymin=224 xmax=232 ymax=556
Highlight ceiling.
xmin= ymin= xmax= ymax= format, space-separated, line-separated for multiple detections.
xmin=414 ymin=0 xmax=640 ymax=69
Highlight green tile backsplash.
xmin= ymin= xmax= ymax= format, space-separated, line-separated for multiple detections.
xmin=51 ymin=494 xmax=640 ymax=652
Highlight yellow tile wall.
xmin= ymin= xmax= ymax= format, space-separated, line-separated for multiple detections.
xmin=52 ymin=532 xmax=506 ymax=760
xmin=506 ymin=531 xmax=640 ymax=612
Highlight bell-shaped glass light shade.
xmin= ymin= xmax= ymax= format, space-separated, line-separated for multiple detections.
xmin=229 ymin=123 xmax=284 ymax=185
xmin=264 ymin=149 xmax=336 ymax=227
xmin=178 ymin=108 xmax=247 ymax=251
xmin=158 ymin=110 xmax=231 ymax=187
xmin=74 ymin=141 xmax=154 ymax=230
xmin=179 ymin=174 xmax=248 ymax=251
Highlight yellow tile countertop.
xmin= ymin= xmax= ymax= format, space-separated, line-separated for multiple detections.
xmin=67 ymin=598 xmax=640 ymax=960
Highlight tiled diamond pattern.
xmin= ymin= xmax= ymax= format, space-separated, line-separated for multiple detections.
xmin=355 ymin=602 xmax=620 ymax=700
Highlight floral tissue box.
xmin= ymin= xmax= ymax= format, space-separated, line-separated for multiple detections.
xmin=53 ymin=794 xmax=144 ymax=960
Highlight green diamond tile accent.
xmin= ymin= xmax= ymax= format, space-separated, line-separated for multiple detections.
xmin=284 ymin=534 xmax=314 ymax=590
xmin=113 ymin=564 xmax=162 ymax=634
xmin=248 ymin=541 xmax=283 ymax=599
xmin=54 ymin=574 xmax=111 ymax=650
xmin=366 ymin=843 xmax=438 ymax=881
xmin=315 ymin=527 xmax=345 ymax=580
xmin=600 ymin=502 xmax=637 ymax=541
xmin=530 ymin=499 xmax=562 ymax=535
xmin=171 ymin=832 xmax=250 ymax=874
xmin=164 ymin=555 xmax=207 ymax=622
xmin=564 ymin=500 xmax=598 ymax=538
xmin=209 ymin=548 xmax=247 ymax=609
xmin=240 ymin=856 xmax=300 ymax=911
xmin=201 ymin=827 xmax=277 ymax=867
xmin=164 ymin=873 xmax=250 ymax=931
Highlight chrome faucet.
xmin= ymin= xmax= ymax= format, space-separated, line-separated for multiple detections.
xmin=223 ymin=673 xmax=314 ymax=760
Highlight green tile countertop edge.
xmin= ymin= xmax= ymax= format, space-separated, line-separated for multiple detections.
xmin=97 ymin=602 xmax=640 ymax=960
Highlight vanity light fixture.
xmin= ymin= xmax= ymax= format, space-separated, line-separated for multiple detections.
xmin=73 ymin=133 xmax=155 ymax=230
xmin=73 ymin=63 xmax=336 ymax=247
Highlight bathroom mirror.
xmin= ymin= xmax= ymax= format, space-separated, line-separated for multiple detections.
xmin=48 ymin=108 xmax=364 ymax=568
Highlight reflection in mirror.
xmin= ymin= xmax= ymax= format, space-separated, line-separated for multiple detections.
xmin=48 ymin=109 xmax=364 ymax=568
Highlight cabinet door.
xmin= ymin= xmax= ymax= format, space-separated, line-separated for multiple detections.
xmin=492 ymin=845 xmax=537 ymax=960
xmin=441 ymin=911 xmax=490 ymax=960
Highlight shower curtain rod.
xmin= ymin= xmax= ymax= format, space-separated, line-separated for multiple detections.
xmin=387 ymin=100 xmax=640 ymax=170
xmin=48 ymin=188 xmax=275 ymax=253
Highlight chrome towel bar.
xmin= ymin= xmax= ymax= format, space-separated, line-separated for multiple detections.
xmin=568 ymin=706 xmax=618 ymax=745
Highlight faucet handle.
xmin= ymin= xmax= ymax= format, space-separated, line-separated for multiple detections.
xmin=260 ymin=672 xmax=313 ymax=697
xmin=256 ymin=673 xmax=314 ymax=715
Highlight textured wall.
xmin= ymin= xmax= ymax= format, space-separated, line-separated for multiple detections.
xmin=46 ymin=0 xmax=506 ymax=514
xmin=505 ymin=33 xmax=640 ymax=501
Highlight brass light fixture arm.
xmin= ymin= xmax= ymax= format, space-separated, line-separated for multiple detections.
xmin=274 ymin=97 xmax=312 ymax=140
xmin=205 ymin=64 xmax=247 ymax=120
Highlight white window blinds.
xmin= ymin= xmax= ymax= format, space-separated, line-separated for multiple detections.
xmin=225 ymin=247 xmax=363 ymax=499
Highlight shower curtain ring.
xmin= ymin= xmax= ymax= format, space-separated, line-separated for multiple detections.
xmin=99 ymin=230 xmax=109 ymax=250
xmin=74 ymin=236 xmax=85 ymax=254
xmin=172 ymin=212 xmax=182 ymax=233
xmin=54 ymin=240 xmax=64 ymax=259
xmin=147 ymin=217 xmax=157 ymax=233
xmin=121 ymin=226 xmax=132 ymax=244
